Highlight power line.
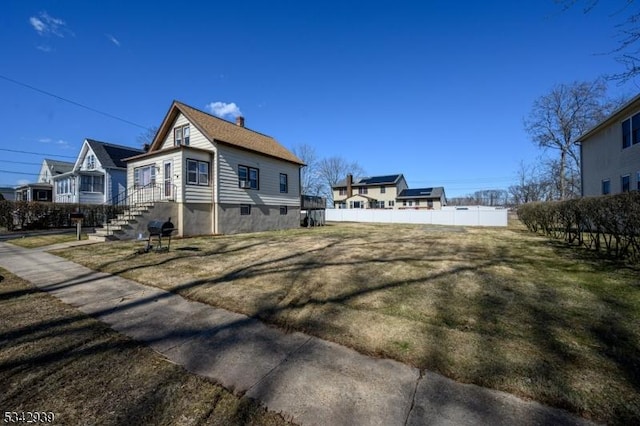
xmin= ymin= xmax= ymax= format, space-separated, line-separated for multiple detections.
xmin=0 ymin=169 xmax=40 ymax=176
xmin=0 ymin=159 xmax=45 ymax=166
xmin=0 ymin=74 xmax=150 ymax=130
xmin=0 ymin=148 xmax=76 ymax=159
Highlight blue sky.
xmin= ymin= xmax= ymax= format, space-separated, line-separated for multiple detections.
xmin=1 ymin=0 xmax=638 ymax=197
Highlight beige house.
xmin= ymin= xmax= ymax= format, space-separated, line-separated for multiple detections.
xmin=332 ymin=174 xmax=408 ymax=209
xmin=578 ymin=93 xmax=640 ymax=196
xmin=123 ymin=101 xmax=304 ymax=236
xmin=396 ymin=187 xmax=446 ymax=209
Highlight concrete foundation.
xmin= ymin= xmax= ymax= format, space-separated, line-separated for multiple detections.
xmin=181 ymin=203 xmax=213 ymax=236
xmin=217 ymin=203 xmax=300 ymax=234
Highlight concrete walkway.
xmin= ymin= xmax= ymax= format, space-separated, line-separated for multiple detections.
xmin=0 ymin=241 xmax=593 ymax=426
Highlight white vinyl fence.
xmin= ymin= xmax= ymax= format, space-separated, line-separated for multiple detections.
xmin=325 ymin=206 xmax=508 ymax=227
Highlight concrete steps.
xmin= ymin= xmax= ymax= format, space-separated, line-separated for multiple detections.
xmin=88 ymin=203 xmax=154 ymax=242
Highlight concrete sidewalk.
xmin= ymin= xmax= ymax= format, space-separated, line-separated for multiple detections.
xmin=0 ymin=242 xmax=592 ymax=426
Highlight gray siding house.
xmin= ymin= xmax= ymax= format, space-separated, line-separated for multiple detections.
xmin=124 ymin=100 xmax=304 ymax=236
xmin=52 ymin=139 xmax=143 ymax=204
xmin=578 ymin=93 xmax=640 ymax=196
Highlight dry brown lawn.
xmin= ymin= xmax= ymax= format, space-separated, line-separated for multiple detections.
xmin=54 ymin=222 xmax=640 ymax=424
xmin=8 ymin=233 xmax=85 ymax=248
xmin=0 ymin=268 xmax=292 ymax=425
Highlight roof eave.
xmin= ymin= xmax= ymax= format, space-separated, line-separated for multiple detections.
xmin=577 ymin=92 xmax=640 ymax=142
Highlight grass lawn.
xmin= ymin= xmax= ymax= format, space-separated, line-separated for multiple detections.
xmin=0 ymin=268 xmax=291 ymax=426
xmin=8 ymin=233 xmax=87 ymax=249
xmin=54 ymin=222 xmax=640 ymax=424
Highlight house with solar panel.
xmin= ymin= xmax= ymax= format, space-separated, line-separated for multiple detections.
xmin=51 ymin=140 xmax=144 ymax=204
xmin=332 ymin=174 xmax=446 ymax=209
xmin=92 ymin=100 xmax=304 ymax=240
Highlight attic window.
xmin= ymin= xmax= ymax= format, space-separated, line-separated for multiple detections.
xmin=87 ymin=155 xmax=96 ymax=170
xmin=174 ymin=125 xmax=190 ymax=146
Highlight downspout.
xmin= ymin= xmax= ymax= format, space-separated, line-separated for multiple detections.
xmin=579 ymin=141 xmax=584 ymax=197
xmin=211 ymin=151 xmax=217 ymax=234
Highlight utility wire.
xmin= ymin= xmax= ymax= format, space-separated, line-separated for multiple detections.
xmin=0 ymin=74 xmax=150 ymax=130
xmin=0 ymin=169 xmax=40 ymax=176
xmin=0 ymin=159 xmax=44 ymax=166
xmin=0 ymin=148 xmax=76 ymax=159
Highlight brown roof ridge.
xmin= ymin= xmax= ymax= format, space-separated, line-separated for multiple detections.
xmin=167 ymin=100 xmax=303 ymax=165
xmin=173 ymin=100 xmax=275 ymax=139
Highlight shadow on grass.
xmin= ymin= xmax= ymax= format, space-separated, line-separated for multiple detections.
xmin=1 ymin=228 xmax=639 ymax=423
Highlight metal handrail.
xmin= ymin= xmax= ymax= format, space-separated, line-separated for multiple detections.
xmin=103 ymin=183 xmax=176 ymax=235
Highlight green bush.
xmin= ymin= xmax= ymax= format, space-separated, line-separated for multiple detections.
xmin=517 ymin=192 xmax=640 ymax=261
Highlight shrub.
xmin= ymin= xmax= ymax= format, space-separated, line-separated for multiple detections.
xmin=0 ymin=201 xmax=125 ymax=231
xmin=517 ymin=192 xmax=640 ymax=262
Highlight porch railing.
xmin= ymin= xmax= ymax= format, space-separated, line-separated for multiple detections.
xmin=102 ymin=183 xmax=176 ymax=232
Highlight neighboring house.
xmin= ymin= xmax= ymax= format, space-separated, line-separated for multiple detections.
xmin=14 ymin=158 xmax=74 ymax=202
xmin=38 ymin=158 xmax=74 ymax=184
xmin=124 ymin=100 xmax=304 ymax=236
xmin=52 ymin=139 xmax=144 ymax=204
xmin=578 ymin=93 xmax=640 ymax=196
xmin=332 ymin=174 xmax=408 ymax=209
xmin=396 ymin=187 xmax=447 ymax=209
xmin=1 ymin=187 xmax=16 ymax=201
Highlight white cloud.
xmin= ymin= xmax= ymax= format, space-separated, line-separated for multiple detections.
xmin=29 ymin=12 xmax=73 ymax=38
xmin=105 ymin=34 xmax=120 ymax=46
xmin=205 ymin=101 xmax=242 ymax=119
xmin=38 ymin=137 xmax=70 ymax=149
xmin=17 ymin=179 xmax=30 ymax=186
xmin=29 ymin=17 xmax=45 ymax=34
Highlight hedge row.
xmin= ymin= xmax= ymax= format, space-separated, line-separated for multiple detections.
xmin=0 ymin=201 xmax=124 ymax=231
xmin=517 ymin=192 xmax=640 ymax=261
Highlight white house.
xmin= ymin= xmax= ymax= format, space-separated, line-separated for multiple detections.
xmin=14 ymin=158 xmax=73 ymax=202
xmin=123 ymin=100 xmax=304 ymax=236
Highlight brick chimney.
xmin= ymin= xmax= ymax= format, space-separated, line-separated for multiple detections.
xmin=347 ymin=174 xmax=353 ymax=198
xmin=236 ymin=116 xmax=245 ymax=127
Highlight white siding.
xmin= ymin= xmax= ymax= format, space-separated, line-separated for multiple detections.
xmin=183 ymin=150 xmax=214 ymax=203
xmin=217 ymin=144 xmax=300 ymax=206
xmin=159 ymin=113 xmax=211 ymax=150
xmin=127 ymin=150 xmax=185 ymax=203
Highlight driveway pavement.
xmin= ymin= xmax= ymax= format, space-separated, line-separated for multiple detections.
xmin=0 ymin=241 xmax=593 ymax=426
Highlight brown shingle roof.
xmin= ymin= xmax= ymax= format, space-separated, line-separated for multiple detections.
xmin=149 ymin=101 xmax=303 ymax=165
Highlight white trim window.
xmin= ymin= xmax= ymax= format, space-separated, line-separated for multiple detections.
xmin=134 ymin=165 xmax=156 ymax=188
xmin=86 ymin=154 xmax=96 ymax=170
xmin=187 ymin=159 xmax=209 ymax=186
xmin=602 ymin=179 xmax=611 ymax=195
xmin=238 ymin=165 xmax=259 ymax=189
xmin=174 ymin=125 xmax=190 ymax=146
xmin=80 ymin=175 xmax=104 ymax=193
xmin=622 ymin=174 xmax=631 ymax=192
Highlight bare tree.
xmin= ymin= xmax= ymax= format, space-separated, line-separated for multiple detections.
xmin=137 ymin=126 xmax=159 ymax=151
xmin=508 ymin=161 xmax=553 ymax=205
xmin=317 ymin=157 xmax=365 ymax=206
xmin=524 ymin=79 xmax=613 ymax=200
xmin=292 ymin=144 xmax=323 ymax=196
xmin=557 ymin=0 xmax=640 ymax=80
